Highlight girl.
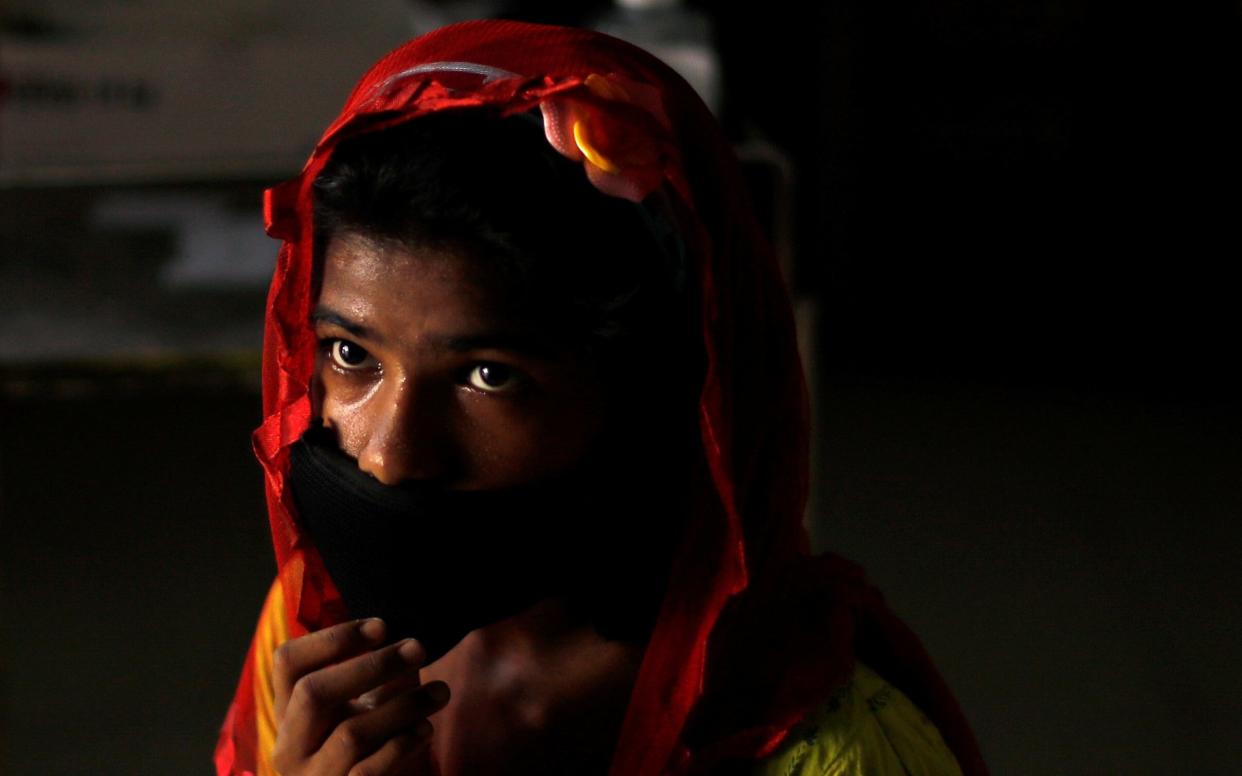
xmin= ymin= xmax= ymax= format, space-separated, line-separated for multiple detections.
xmin=216 ymin=19 xmax=986 ymax=776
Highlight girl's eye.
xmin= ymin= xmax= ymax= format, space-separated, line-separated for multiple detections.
xmin=466 ymin=363 xmax=520 ymax=394
xmin=329 ymin=339 xmax=377 ymax=371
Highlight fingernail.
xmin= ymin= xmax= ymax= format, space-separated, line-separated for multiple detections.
xmin=427 ymin=682 xmax=450 ymax=705
xmin=359 ymin=618 xmax=385 ymax=642
xmin=398 ymin=638 xmax=423 ymax=663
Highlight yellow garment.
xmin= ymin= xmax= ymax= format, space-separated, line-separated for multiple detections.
xmin=250 ymin=579 xmax=960 ymax=776
xmin=754 ymin=663 xmax=963 ymax=776
xmin=252 ymin=579 xmax=288 ymax=776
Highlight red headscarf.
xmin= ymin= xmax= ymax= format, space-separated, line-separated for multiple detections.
xmin=216 ymin=19 xmax=987 ymax=776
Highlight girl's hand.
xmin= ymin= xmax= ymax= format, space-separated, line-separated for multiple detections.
xmin=271 ymin=619 xmax=449 ymax=775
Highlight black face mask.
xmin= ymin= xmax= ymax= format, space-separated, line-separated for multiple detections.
xmin=287 ymin=423 xmax=681 ymax=662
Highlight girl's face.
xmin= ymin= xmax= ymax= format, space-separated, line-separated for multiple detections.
xmin=311 ymin=231 xmax=609 ymax=489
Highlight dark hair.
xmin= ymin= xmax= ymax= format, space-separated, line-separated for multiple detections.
xmin=311 ymin=108 xmax=690 ymax=364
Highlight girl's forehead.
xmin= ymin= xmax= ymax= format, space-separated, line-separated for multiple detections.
xmin=317 ymin=232 xmax=572 ymax=355
xmin=321 ymin=235 xmax=503 ymax=315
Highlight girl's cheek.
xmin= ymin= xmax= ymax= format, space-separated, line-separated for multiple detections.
xmin=309 ymin=373 xmax=325 ymax=415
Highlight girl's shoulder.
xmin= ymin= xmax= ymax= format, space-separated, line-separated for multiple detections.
xmin=754 ymin=662 xmax=964 ymax=776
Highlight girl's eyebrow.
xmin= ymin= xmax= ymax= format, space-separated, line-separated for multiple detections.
xmin=430 ymin=332 xmax=557 ymax=357
xmin=310 ymin=307 xmax=378 ymax=342
xmin=313 ymin=305 xmax=556 ymax=357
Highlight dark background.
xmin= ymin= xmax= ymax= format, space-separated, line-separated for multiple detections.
xmin=2 ymin=1 xmax=1239 ymax=773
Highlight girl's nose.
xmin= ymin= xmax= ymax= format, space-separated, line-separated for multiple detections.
xmin=354 ymin=376 xmax=448 ymax=486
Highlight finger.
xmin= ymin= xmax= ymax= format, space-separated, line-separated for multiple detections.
xmin=281 ymin=639 xmax=427 ymax=757
xmin=340 ymin=723 xmax=435 ymax=776
xmin=349 ymin=668 xmax=424 ymax=714
xmin=312 ymin=683 xmax=448 ymax=775
xmin=273 ymin=618 xmax=387 ymax=721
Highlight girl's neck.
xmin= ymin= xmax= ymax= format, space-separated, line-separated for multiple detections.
xmin=422 ymin=597 xmax=647 ymax=775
